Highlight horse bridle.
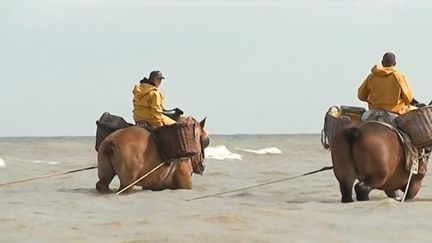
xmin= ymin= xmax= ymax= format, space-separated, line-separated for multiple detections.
xmin=191 ymin=122 xmax=209 ymax=175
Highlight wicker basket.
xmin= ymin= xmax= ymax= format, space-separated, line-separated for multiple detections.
xmin=340 ymin=106 xmax=366 ymax=121
xmin=324 ymin=113 xmax=352 ymax=145
xmin=153 ymin=120 xmax=200 ymax=160
xmin=396 ymin=106 xmax=432 ymax=148
xmin=321 ymin=106 xmax=356 ymax=149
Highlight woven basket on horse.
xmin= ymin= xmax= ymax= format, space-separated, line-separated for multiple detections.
xmin=396 ymin=106 xmax=432 ymax=149
xmin=153 ymin=118 xmax=201 ymax=161
xmin=95 ymin=112 xmax=133 ymax=151
xmin=321 ymin=106 xmax=365 ymax=149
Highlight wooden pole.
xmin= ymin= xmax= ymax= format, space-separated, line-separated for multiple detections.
xmin=116 ymin=162 xmax=165 ymax=195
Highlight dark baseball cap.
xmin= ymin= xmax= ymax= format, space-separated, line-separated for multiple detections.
xmin=149 ymin=70 xmax=165 ymax=80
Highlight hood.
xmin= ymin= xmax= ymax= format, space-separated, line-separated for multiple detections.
xmin=371 ymin=65 xmax=396 ymax=76
xmin=133 ymin=83 xmax=157 ymax=97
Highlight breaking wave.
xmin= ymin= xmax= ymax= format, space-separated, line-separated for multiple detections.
xmin=205 ymin=145 xmax=242 ymax=160
xmin=1 ymin=156 xmax=61 ymax=165
xmin=235 ymin=147 xmax=282 ymax=155
xmin=32 ymin=160 xmax=61 ymax=165
xmin=0 ymin=156 xmax=61 ymax=166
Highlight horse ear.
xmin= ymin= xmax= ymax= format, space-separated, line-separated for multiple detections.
xmin=199 ymin=117 xmax=207 ymax=128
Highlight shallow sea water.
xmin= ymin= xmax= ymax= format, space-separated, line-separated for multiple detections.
xmin=1 ymin=135 xmax=431 ymax=242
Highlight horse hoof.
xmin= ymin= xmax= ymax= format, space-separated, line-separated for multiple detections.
xmin=342 ymin=198 xmax=354 ymax=203
xmin=96 ymin=181 xmax=110 ymax=193
xmin=355 ymin=182 xmax=371 ymax=201
xmin=356 ymin=195 xmax=370 ymax=201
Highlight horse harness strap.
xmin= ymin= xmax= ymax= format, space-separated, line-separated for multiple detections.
xmin=366 ymin=121 xmax=420 ymax=174
xmin=158 ymin=159 xmax=179 ymax=187
xmin=135 ymin=121 xmax=155 ymax=132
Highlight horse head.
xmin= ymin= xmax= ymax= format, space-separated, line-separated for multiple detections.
xmin=191 ymin=117 xmax=210 ymax=175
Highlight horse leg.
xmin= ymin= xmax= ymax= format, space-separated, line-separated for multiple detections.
xmin=171 ymin=178 xmax=192 ymax=190
xmin=354 ymin=181 xmax=372 ymax=201
xmin=117 ymin=183 xmax=134 ymax=194
xmin=332 ymin=154 xmax=356 ymax=203
xmin=338 ymin=177 xmax=355 ymax=203
xmin=384 ymin=190 xmax=403 ymax=200
xmin=117 ymin=172 xmax=141 ymax=194
xmin=400 ymin=176 xmax=425 ymax=200
xmin=331 ymin=130 xmax=360 ymax=203
xmin=170 ymin=160 xmax=193 ymax=190
xmin=117 ymin=171 xmax=142 ymax=194
xmin=400 ymin=158 xmax=427 ymax=200
xmin=96 ymin=152 xmax=115 ymax=193
xmin=399 ymin=180 xmax=421 ymax=200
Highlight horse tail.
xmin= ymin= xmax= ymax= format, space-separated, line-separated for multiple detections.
xmin=96 ymin=139 xmax=117 ymax=193
xmin=345 ymin=127 xmax=362 ymax=145
xmin=102 ymin=140 xmax=117 ymax=172
xmin=344 ymin=127 xmax=362 ymax=169
xmin=102 ymin=140 xmax=116 ymax=171
xmin=103 ymin=140 xmax=115 ymax=156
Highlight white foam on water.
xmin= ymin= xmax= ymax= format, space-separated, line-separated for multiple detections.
xmin=32 ymin=160 xmax=61 ymax=165
xmin=0 ymin=157 xmax=5 ymax=167
xmin=205 ymin=145 xmax=242 ymax=160
xmin=235 ymin=147 xmax=282 ymax=155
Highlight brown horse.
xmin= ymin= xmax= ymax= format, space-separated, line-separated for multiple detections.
xmin=96 ymin=118 xmax=209 ymax=193
xmin=331 ymin=121 xmax=427 ymax=203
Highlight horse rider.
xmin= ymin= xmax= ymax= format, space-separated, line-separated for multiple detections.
xmin=358 ymin=53 xmax=429 ymax=175
xmin=358 ymin=52 xmax=419 ymax=121
xmin=133 ymin=70 xmax=183 ymax=130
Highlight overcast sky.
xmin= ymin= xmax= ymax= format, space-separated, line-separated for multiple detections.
xmin=1 ymin=0 xmax=431 ymax=136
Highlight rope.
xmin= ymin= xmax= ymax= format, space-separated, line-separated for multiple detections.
xmin=401 ymin=166 xmax=415 ymax=203
xmin=116 ymin=162 xmax=165 ymax=195
xmin=0 ymin=166 xmax=97 ymax=187
xmin=400 ymin=148 xmax=429 ymax=203
xmin=185 ymin=165 xmax=333 ymax=201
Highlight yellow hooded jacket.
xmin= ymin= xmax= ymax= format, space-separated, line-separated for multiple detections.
xmin=132 ymin=83 xmax=175 ymax=127
xmin=358 ymin=65 xmax=416 ymax=115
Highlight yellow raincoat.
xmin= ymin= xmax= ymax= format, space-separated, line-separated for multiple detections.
xmin=358 ymin=65 xmax=416 ymax=115
xmin=132 ymin=83 xmax=175 ymax=127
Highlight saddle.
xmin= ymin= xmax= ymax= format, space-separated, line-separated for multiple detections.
xmin=135 ymin=120 xmax=155 ymax=132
